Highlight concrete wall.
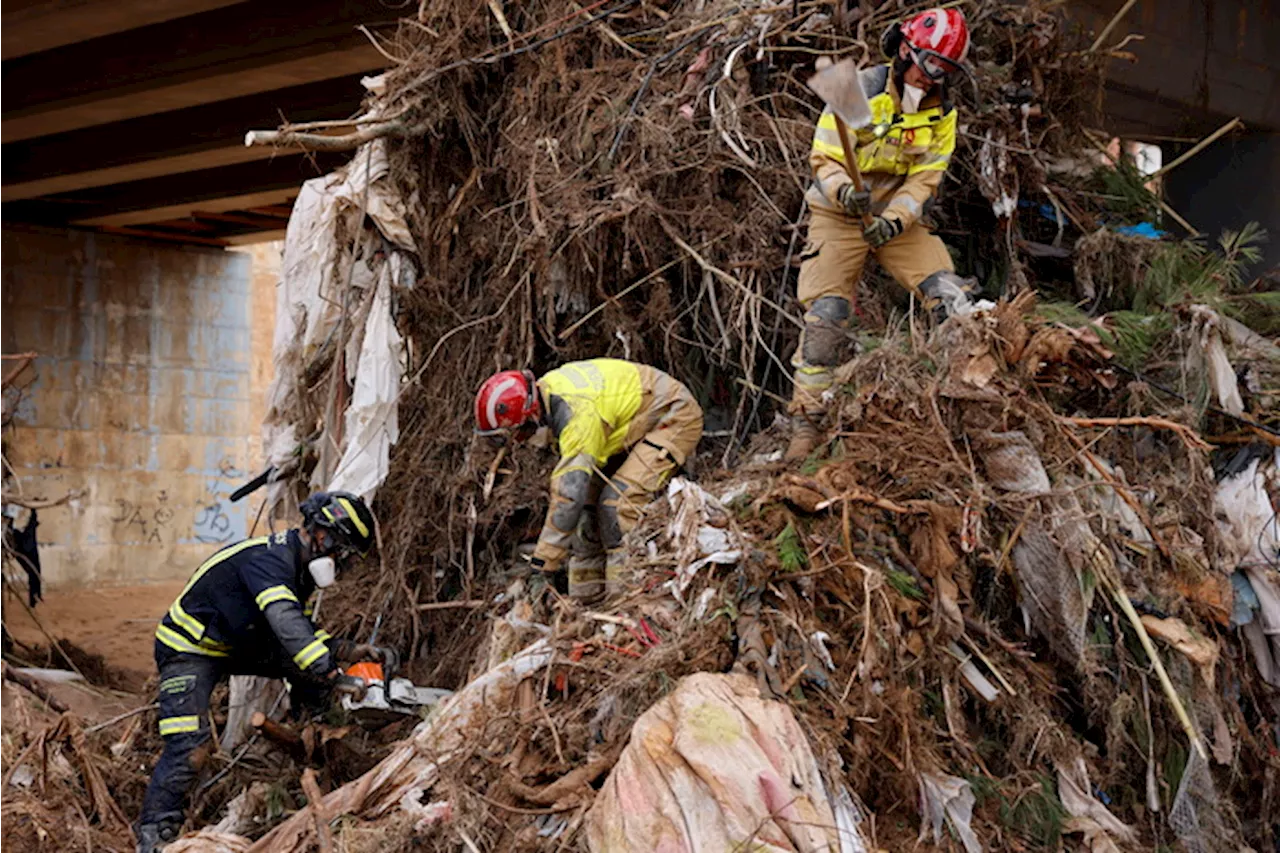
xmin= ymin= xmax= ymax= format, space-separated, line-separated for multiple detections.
xmin=2 ymin=225 xmax=277 ymax=587
xmin=1070 ymin=1 xmax=1280 ymax=266
xmin=1071 ymin=0 xmax=1280 ymax=136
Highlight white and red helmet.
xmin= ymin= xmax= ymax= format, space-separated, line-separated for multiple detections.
xmin=475 ymin=369 xmax=540 ymax=439
xmin=898 ymin=8 xmax=971 ymax=81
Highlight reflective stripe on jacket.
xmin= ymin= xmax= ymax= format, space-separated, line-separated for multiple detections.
xmin=805 ymin=64 xmax=956 ymax=231
xmin=155 ymin=530 xmax=334 ymax=678
xmin=531 ymin=360 xmax=699 ymax=568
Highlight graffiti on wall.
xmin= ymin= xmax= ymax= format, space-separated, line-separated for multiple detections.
xmin=110 ymin=491 xmax=175 ymax=545
xmin=108 ymin=464 xmax=248 ymax=547
xmin=192 ymin=464 xmax=246 ymax=545
xmin=193 ymin=495 xmax=235 ymax=544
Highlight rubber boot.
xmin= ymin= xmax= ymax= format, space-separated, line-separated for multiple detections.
xmin=784 ymin=415 xmax=822 ymax=462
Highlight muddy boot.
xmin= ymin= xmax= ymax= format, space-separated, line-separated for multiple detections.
xmin=784 ymin=415 xmax=822 ymax=462
xmin=136 ymin=822 xmax=179 ymax=853
xmin=567 ymin=556 xmax=605 ymax=603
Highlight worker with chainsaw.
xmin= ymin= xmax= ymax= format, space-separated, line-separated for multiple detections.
xmin=136 ymin=491 xmax=397 ymax=853
xmin=475 ymin=359 xmax=703 ymax=601
xmin=786 ymin=7 xmax=976 ymax=461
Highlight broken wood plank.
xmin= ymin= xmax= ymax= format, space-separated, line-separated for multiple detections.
xmin=250 ymin=711 xmax=306 ymax=762
xmin=300 ymin=768 xmax=334 ymax=853
xmin=1 ymin=661 xmax=70 ymax=713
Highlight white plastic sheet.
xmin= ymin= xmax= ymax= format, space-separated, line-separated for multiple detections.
xmin=918 ymin=772 xmax=982 ymax=853
xmin=327 ymin=261 xmax=404 ymax=500
xmin=261 ymin=139 xmax=417 ymax=511
xmin=663 ymin=477 xmax=742 ymax=602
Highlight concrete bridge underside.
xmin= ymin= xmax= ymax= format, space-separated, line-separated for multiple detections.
xmin=1 ymin=0 xmax=1276 ymax=247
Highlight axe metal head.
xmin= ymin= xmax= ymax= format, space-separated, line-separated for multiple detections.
xmin=806 ymin=59 xmax=872 ymax=130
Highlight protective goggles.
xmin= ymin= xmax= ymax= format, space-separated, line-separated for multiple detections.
xmin=908 ymin=45 xmax=962 ymax=81
xmin=478 ymin=421 xmax=538 ymax=446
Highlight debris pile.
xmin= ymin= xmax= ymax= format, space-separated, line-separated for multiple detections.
xmin=6 ymin=0 xmax=1280 ymax=851
xmin=138 ymin=302 xmax=1280 ymax=851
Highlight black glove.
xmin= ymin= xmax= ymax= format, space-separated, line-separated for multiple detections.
xmin=836 ymin=184 xmax=871 ymax=217
xmin=351 ymin=643 xmax=400 ymax=678
xmin=864 ymin=215 xmax=903 ymax=248
xmin=376 ymin=645 xmax=400 ymax=678
xmin=328 ymin=671 xmax=367 ymax=700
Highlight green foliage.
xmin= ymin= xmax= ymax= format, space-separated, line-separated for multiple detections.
xmin=886 ymin=567 xmax=925 ymax=600
xmin=1163 ymin=740 xmax=1188 ymax=810
xmin=1092 ymin=158 xmax=1162 ymax=224
xmin=922 ymin=688 xmax=945 ymax=719
xmin=1033 ymin=300 xmax=1092 ymax=327
xmin=1044 ymin=224 xmax=1269 ymax=367
xmin=774 ymin=522 xmax=808 ymax=572
xmin=1098 ymin=309 xmax=1172 ymax=367
xmin=968 ymin=774 xmax=1068 ymax=850
xmin=266 ymin=782 xmax=291 ymax=821
xmin=1002 ymin=775 xmax=1069 ymax=848
xmin=1138 ymin=222 xmax=1267 ymax=313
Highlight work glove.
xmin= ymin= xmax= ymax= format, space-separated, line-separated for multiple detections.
xmin=864 ymin=215 xmax=904 ymax=248
xmin=351 ymin=643 xmax=400 ymax=678
xmin=836 ymin=184 xmax=871 ymax=218
xmin=328 ymin=671 xmax=368 ymax=700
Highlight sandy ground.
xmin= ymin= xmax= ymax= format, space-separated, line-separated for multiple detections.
xmin=5 ymin=580 xmax=182 ymax=676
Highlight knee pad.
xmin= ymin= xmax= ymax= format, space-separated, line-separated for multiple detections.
xmin=599 ymin=484 xmax=625 ymax=548
xmin=918 ymin=271 xmax=975 ymax=320
xmin=600 ymin=479 xmax=644 ymax=546
xmin=800 ymin=296 xmax=852 ymax=367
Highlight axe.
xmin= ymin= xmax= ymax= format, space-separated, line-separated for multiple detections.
xmin=806 ymin=59 xmax=875 ymax=227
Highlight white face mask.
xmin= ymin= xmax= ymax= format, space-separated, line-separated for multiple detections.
xmin=308 ymin=556 xmax=336 ymax=588
xmin=902 ymin=83 xmax=926 ymax=114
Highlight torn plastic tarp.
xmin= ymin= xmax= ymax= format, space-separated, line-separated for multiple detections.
xmin=1187 ymin=305 xmax=1244 ymax=417
xmin=918 ymin=771 xmax=982 ymax=853
xmin=262 ymin=139 xmax=417 ymax=513
xmin=1057 ymin=756 xmax=1137 ymax=853
xmin=1213 ymin=448 xmax=1279 ymax=571
xmin=585 ymin=671 xmax=869 ymax=852
xmin=663 ymin=478 xmax=742 ymax=602
xmin=327 ymin=258 xmax=405 ymax=501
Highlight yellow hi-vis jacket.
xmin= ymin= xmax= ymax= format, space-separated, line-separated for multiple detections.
xmin=805 ymin=63 xmax=957 ymax=231
xmin=530 ymin=359 xmax=694 ymax=568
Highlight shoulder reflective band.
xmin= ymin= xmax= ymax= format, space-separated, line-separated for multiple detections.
xmin=158 ymin=715 xmax=202 ymax=736
xmin=169 ymin=536 xmax=271 ymax=643
xmin=293 ymin=637 xmax=329 ymax=670
xmin=255 ymin=585 xmax=299 ymax=610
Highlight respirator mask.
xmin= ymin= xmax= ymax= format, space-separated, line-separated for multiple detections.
xmin=308 ymin=556 xmax=337 ymax=588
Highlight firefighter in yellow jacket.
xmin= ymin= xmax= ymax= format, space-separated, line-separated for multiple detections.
xmin=475 ymin=360 xmax=703 ymax=600
xmin=786 ymin=7 xmax=975 ymax=461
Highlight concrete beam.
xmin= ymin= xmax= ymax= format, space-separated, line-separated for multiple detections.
xmin=3 ymin=79 xmax=366 ymax=200
xmin=2 ymin=0 xmax=392 ymax=141
xmin=81 ymin=191 xmax=299 ymax=229
xmin=1 ymin=154 xmax=343 ymax=228
xmin=1074 ymin=0 xmax=1280 ymax=133
xmin=1 ymin=0 xmax=246 ymax=60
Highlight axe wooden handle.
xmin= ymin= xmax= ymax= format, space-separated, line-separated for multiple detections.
xmin=833 ymin=116 xmax=874 ymax=228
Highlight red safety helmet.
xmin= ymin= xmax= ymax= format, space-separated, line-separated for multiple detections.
xmin=475 ymin=369 xmax=541 ymax=439
xmin=898 ymin=8 xmax=970 ymax=81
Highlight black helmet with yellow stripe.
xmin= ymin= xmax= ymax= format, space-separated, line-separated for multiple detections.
xmin=300 ymin=491 xmax=376 ymax=558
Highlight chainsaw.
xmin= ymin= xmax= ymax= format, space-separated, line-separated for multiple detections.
xmin=341 ymin=661 xmax=452 ymax=727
